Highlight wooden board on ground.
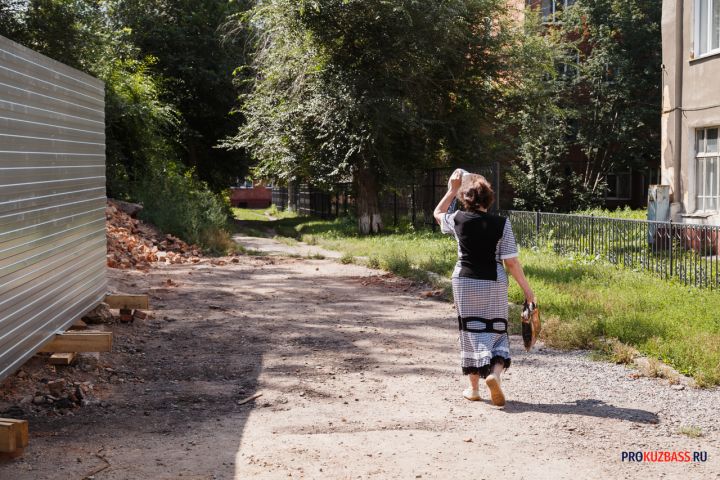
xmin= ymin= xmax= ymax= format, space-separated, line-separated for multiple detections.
xmin=69 ymin=319 xmax=87 ymax=330
xmin=0 ymin=422 xmax=17 ymax=453
xmin=39 ymin=332 xmax=112 ymax=353
xmin=48 ymin=353 xmax=77 ymax=365
xmin=0 ymin=419 xmax=28 ymax=449
xmin=105 ymin=294 xmax=149 ymax=310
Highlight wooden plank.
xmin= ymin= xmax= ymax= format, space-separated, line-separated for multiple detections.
xmin=0 ymin=419 xmax=28 ymax=448
xmin=0 ymin=422 xmax=17 ymax=453
xmin=38 ymin=331 xmax=112 ymax=353
xmin=105 ymin=294 xmax=149 ymax=310
xmin=69 ymin=319 xmax=88 ymax=330
xmin=49 ymin=352 xmax=77 ymax=365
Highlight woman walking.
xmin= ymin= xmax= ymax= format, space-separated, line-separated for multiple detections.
xmin=434 ymin=170 xmax=534 ymax=406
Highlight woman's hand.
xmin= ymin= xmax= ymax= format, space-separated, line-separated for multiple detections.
xmin=524 ymin=291 xmax=536 ymax=306
xmin=449 ymin=169 xmax=463 ymax=192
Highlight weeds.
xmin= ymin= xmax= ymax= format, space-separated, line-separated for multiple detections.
xmin=594 ymin=339 xmax=638 ymax=364
xmin=678 ymin=425 xmax=704 ymax=438
xmin=367 ymin=256 xmax=381 ymax=269
xmin=340 ymin=253 xmax=355 ymax=264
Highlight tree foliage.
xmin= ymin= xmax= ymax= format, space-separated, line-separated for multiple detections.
xmin=506 ymin=0 xmax=661 ymax=210
xmin=115 ymin=0 xmax=251 ymax=189
xmin=0 ymin=1 xmax=238 ymax=249
xmin=226 ymin=0 xmax=521 ymax=233
xmin=501 ymin=10 xmax=569 ymax=211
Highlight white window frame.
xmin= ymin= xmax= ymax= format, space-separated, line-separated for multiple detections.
xmin=695 ymin=127 xmax=720 ymax=213
xmin=694 ymin=0 xmax=720 ymax=58
xmin=540 ymin=0 xmax=576 ymax=24
xmin=605 ymin=171 xmax=632 ymax=200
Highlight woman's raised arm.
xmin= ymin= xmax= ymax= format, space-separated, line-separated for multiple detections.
xmin=433 ymin=170 xmax=463 ymax=225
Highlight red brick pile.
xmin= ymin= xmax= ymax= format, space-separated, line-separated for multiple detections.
xmin=106 ymin=200 xmax=202 ymax=270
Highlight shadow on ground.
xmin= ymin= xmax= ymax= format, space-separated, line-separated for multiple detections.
xmin=503 ymin=399 xmax=659 ymax=424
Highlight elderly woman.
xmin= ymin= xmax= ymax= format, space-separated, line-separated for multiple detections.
xmin=434 ymin=169 xmax=534 ymax=406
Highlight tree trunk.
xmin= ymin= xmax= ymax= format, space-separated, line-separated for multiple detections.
xmin=287 ymin=182 xmax=298 ymax=212
xmin=354 ymin=167 xmax=383 ymax=235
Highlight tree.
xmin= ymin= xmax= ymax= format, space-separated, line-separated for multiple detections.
xmin=227 ymin=0 xmax=518 ymax=234
xmin=0 ymin=1 xmax=28 ymax=43
xmin=115 ymin=0 xmax=252 ymax=190
xmin=0 ymin=1 xmax=233 ymax=248
xmin=559 ymin=0 xmax=662 ymax=206
xmin=502 ymin=10 xmax=570 ymax=211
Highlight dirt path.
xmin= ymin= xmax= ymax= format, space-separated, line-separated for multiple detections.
xmin=1 ymin=249 xmax=719 ymax=479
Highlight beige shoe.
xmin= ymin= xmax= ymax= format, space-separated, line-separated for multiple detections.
xmin=485 ymin=374 xmax=505 ymax=406
xmin=462 ymin=388 xmax=481 ymax=401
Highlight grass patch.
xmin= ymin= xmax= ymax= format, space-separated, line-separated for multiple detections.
xmin=340 ymin=252 xmax=355 ymax=264
xmin=234 ymin=245 xmax=264 ymax=256
xmin=367 ymin=256 xmax=381 ymax=269
xmin=572 ymin=206 xmax=647 ymax=220
xmin=232 ymin=212 xmax=720 ymax=387
xmin=678 ymin=425 xmax=704 ymax=438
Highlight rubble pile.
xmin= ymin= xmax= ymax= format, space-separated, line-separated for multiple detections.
xmin=106 ymin=200 xmax=202 ymax=270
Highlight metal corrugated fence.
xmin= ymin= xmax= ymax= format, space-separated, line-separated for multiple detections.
xmin=0 ymin=35 xmax=107 ymax=381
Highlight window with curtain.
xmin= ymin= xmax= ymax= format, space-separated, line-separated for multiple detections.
xmin=696 ymin=0 xmax=720 ymax=56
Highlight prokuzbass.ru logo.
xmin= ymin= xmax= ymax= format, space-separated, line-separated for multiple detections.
xmin=621 ymin=451 xmax=708 ymax=462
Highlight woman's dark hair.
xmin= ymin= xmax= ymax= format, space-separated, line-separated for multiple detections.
xmin=458 ymin=173 xmax=494 ymax=212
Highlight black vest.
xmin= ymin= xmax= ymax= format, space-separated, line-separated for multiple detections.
xmin=454 ymin=211 xmax=506 ymax=281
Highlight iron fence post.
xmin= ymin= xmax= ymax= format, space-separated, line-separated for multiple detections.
xmin=411 ymin=184 xmax=417 ymax=227
xmin=393 ymin=191 xmax=398 ymax=226
xmin=494 ymin=161 xmax=501 ymax=212
xmin=431 ymin=169 xmax=437 ymax=232
xmin=535 ymin=211 xmax=541 ymax=246
xmin=590 ymin=214 xmax=595 ymax=255
xmin=668 ymin=220 xmax=673 ymax=277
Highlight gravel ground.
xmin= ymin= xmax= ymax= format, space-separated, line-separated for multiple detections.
xmin=0 ymin=244 xmax=717 ymax=479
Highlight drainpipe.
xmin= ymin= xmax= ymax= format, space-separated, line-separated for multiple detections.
xmin=672 ymin=0 xmax=684 ymax=216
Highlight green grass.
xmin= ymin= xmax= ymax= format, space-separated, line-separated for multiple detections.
xmin=232 ymin=208 xmax=271 ymax=221
xmin=232 ymin=210 xmax=720 ymax=387
xmin=572 ymin=206 xmax=648 ymax=220
xmin=513 ymin=249 xmax=720 ymax=386
xmin=231 ymin=207 xmax=299 ymax=222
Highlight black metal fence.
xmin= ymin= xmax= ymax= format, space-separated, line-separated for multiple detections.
xmin=271 ymin=163 xmax=500 ymax=228
xmin=506 ymin=210 xmax=720 ymax=289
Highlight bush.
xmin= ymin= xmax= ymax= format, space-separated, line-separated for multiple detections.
xmin=134 ymin=164 xmax=234 ymax=254
xmin=339 ymin=252 xmax=355 ymax=264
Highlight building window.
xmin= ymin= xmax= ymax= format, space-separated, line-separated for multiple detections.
xmin=541 ymin=0 xmax=576 ymax=23
xmin=606 ymin=172 xmax=632 ymax=200
xmin=695 ymin=0 xmax=720 ymax=57
xmin=696 ymin=127 xmax=720 ymax=211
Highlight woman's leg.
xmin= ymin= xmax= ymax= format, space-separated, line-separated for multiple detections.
xmin=468 ymin=373 xmax=480 ymax=391
xmin=463 ymin=372 xmax=481 ymax=400
xmin=485 ymin=359 xmax=506 ymax=406
xmin=491 ymin=360 xmax=504 ymax=380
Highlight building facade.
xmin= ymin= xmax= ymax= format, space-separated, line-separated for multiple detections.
xmin=662 ymin=0 xmax=720 ymax=223
xmin=521 ymin=0 xmax=659 ymax=210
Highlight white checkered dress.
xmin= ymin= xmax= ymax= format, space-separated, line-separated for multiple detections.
xmin=441 ymin=212 xmax=519 ymax=375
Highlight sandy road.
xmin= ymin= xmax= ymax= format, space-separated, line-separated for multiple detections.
xmin=0 ymin=249 xmax=718 ymax=479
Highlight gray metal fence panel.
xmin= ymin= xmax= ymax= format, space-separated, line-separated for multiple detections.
xmin=0 ymin=35 xmax=107 ymax=381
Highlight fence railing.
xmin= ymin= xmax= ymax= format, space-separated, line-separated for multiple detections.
xmin=505 ymin=210 xmax=720 ymax=289
xmin=271 ymin=163 xmax=500 ymax=227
